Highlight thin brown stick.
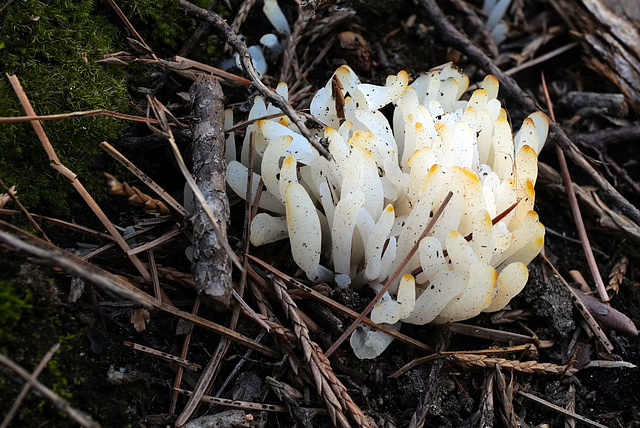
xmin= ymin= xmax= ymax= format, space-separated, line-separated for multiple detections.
xmin=178 ymin=0 xmax=332 ymax=160
xmin=448 ymin=323 xmax=535 ymax=344
xmin=504 ymin=42 xmax=579 ymax=76
xmin=540 ymin=72 xmax=609 ymax=302
xmin=147 ymin=250 xmax=162 ymax=300
xmin=7 ymin=74 xmax=151 ymax=281
xmin=0 ymin=209 xmax=113 ymax=240
xmin=0 ymin=109 xmax=161 ymax=125
xmin=0 ymin=343 xmax=60 ymax=428
xmin=517 ymin=390 xmax=607 ymax=428
xmin=82 ymin=226 xmax=155 ymax=261
xmin=0 ymin=352 xmax=99 ymax=428
xmin=0 ymin=224 xmax=278 ymax=358
xmin=418 ymin=0 xmax=640 ymax=227
xmin=326 ymin=191 xmax=454 ymax=358
xmin=171 ymin=56 xmax=253 ymax=86
xmin=127 ymin=226 xmax=182 ymax=256
xmin=0 ymin=177 xmax=51 ymax=243
xmin=169 ymin=295 xmax=200 ymax=415
xmin=124 ymin=341 xmax=201 ymax=370
xmin=105 ymin=0 xmax=157 ymax=60
xmin=175 ymin=387 xmax=328 ymax=414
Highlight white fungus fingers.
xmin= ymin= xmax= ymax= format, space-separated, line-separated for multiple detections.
xmin=232 ymin=65 xmax=548 ymax=359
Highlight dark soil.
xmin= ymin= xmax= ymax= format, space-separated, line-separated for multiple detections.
xmin=1 ymin=0 xmax=639 ymax=427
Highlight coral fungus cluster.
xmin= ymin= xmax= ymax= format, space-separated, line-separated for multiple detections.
xmin=226 ymin=64 xmax=548 ymax=358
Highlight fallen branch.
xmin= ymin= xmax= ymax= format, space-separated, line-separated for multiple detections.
xmin=188 ymin=74 xmax=233 ymax=309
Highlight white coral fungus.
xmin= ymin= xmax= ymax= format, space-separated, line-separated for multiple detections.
xmin=226 ymin=65 xmax=548 ymax=359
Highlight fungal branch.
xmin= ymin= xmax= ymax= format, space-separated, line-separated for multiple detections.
xmin=226 ymin=64 xmax=549 ymax=358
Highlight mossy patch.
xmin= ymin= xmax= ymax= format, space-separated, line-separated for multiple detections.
xmin=118 ymin=0 xmax=214 ymax=55
xmin=0 ymin=279 xmax=32 ymax=343
xmin=0 ymin=0 xmax=130 ymax=217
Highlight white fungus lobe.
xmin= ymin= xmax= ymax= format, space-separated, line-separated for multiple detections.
xmin=226 ymin=64 xmax=548 ymax=359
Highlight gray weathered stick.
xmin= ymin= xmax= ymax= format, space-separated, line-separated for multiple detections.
xmin=189 ymin=75 xmax=233 ymax=310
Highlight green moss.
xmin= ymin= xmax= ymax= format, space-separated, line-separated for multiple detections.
xmin=0 ymin=0 xmax=130 ymax=217
xmin=0 ymin=279 xmax=32 ymax=341
xmin=119 ymin=0 xmax=217 ymax=54
xmin=47 ymin=359 xmax=74 ymax=401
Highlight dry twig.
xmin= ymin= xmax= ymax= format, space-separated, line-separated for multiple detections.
xmin=189 ymin=75 xmax=233 ymax=309
xmin=541 ymin=72 xmax=609 ymax=302
xmin=178 ymin=0 xmax=332 ymax=160
xmin=0 ymin=223 xmax=278 ymax=358
xmin=517 ymin=389 xmax=608 ymax=428
xmin=0 ymin=352 xmax=99 ymax=428
xmin=0 ymin=177 xmax=50 ymax=243
xmin=0 ymin=343 xmax=60 ymax=428
xmin=7 ymin=74 xmax=151 ymax=281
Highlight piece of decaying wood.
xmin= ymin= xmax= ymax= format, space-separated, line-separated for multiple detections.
xmin=568 ymin=278 xmax=638 ymax=337
xmin=548 ymin=0 xmax=640 ymax=114
xmin=189 ymin=74 xmax=233 ymax=310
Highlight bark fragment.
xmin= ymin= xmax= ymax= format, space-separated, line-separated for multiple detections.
xmin=189 ymin=75 xmax=232 ymax=310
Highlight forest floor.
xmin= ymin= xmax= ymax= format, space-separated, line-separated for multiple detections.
xmin=1 ymin=0 xmax=639 ymax=427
